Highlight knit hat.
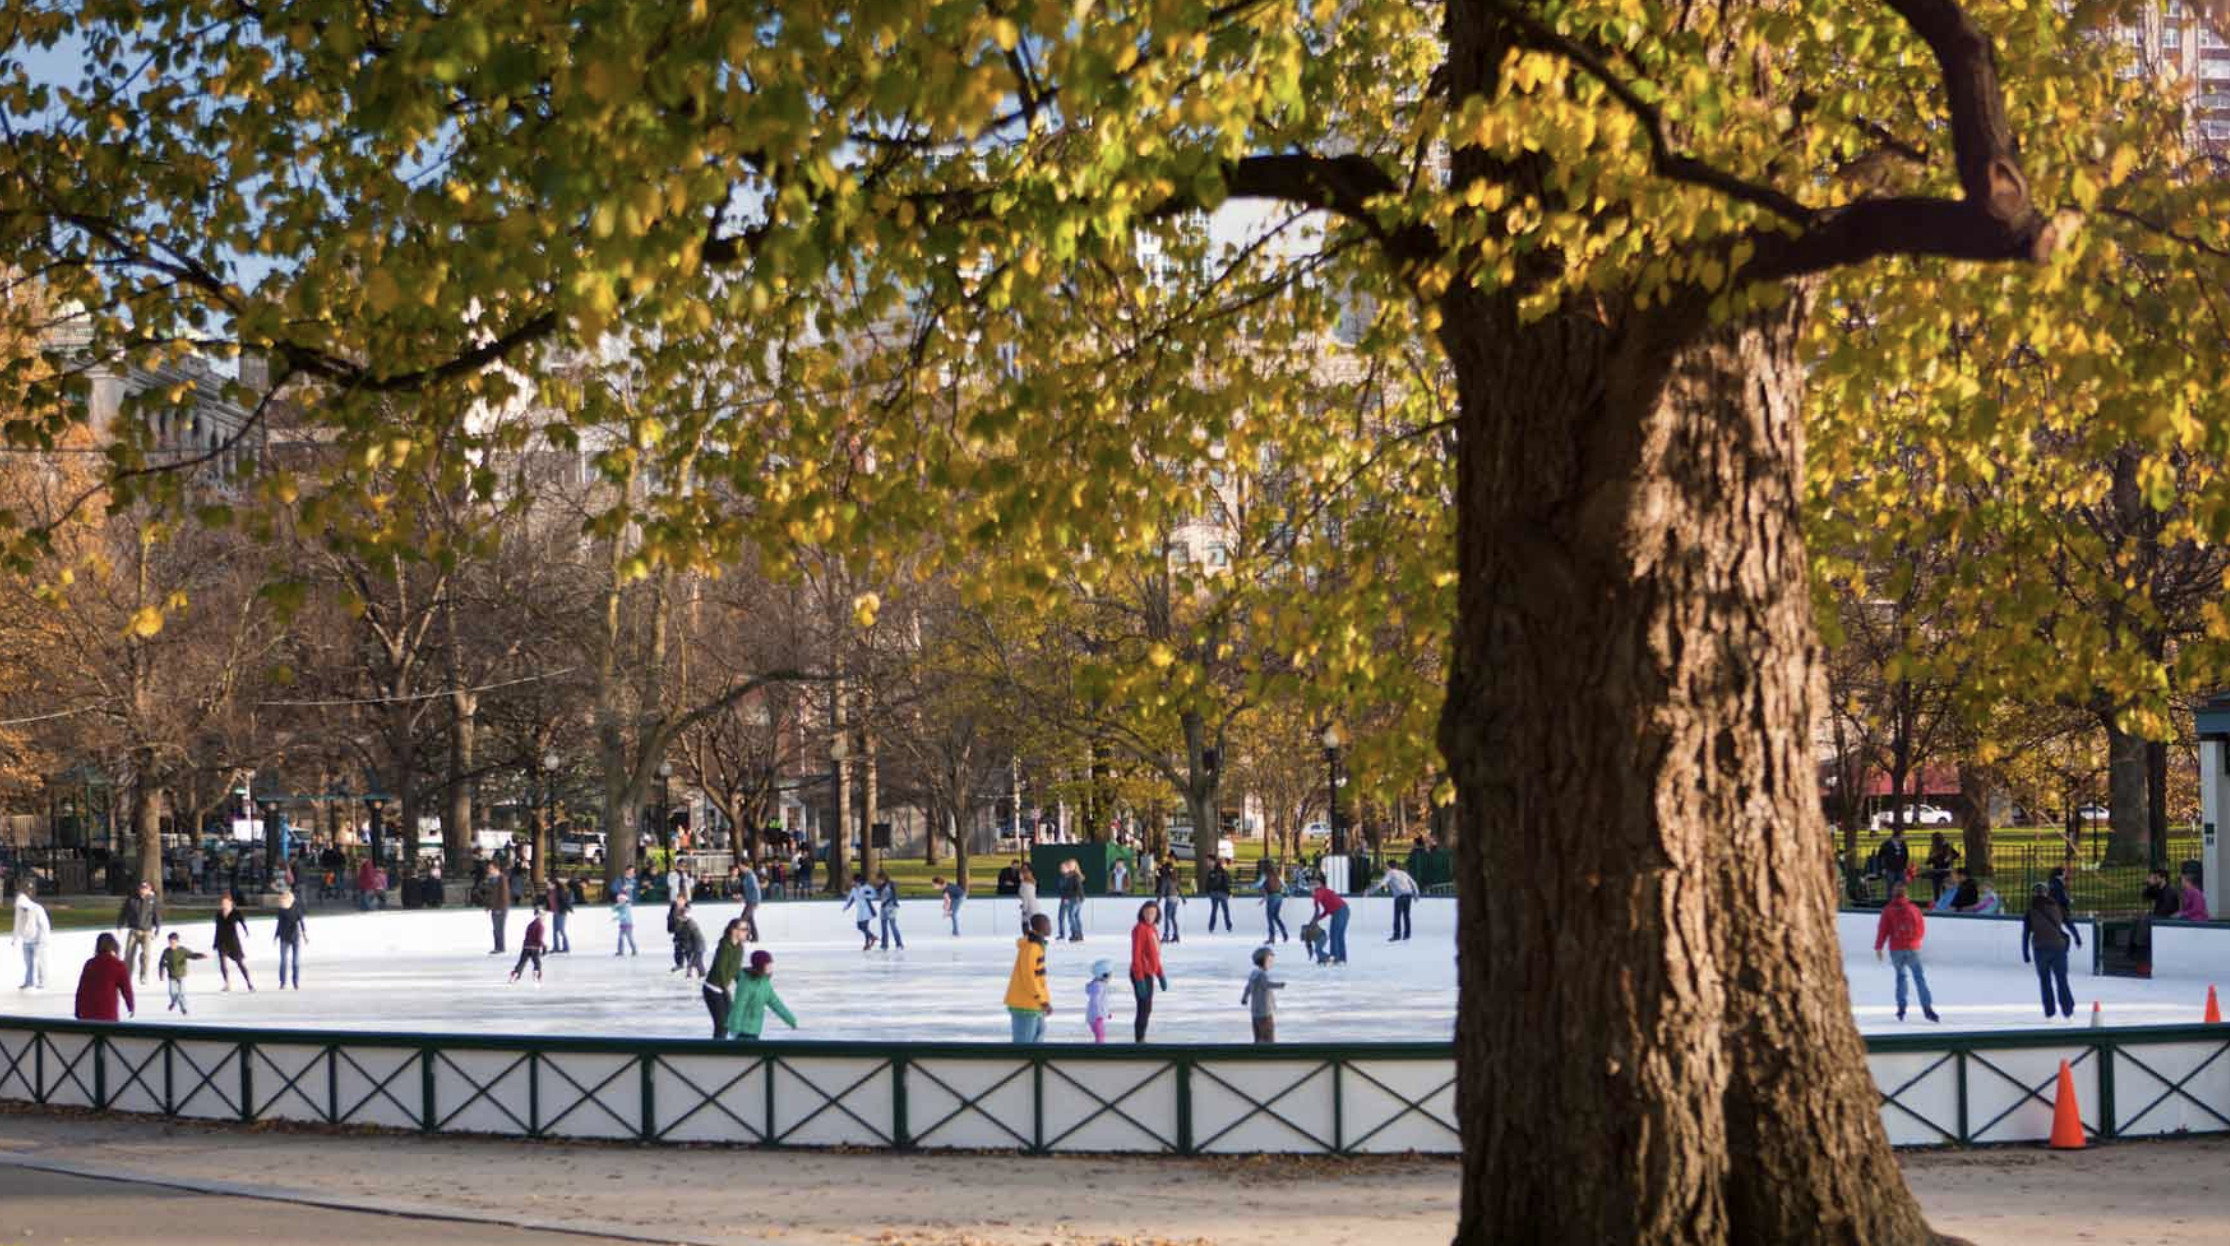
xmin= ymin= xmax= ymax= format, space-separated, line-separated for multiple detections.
xmin=749 ymin=950 xmax=774 ymax=971
xmin=1090 ymin=959 xmax=1112 ymax=979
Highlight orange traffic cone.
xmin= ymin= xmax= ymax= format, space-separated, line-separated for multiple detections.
xmin=2090 ymin=1000 xmax=2102 ymax=1028
xmin=2207 ymin=985 xmax=2222 ymax=1025
xmin=2048 ymin=1059 xmax=2086 ymax=1150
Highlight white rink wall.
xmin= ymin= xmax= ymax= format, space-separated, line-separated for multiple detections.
xmin=1834 ymin=910 xmax=2101 ymax=977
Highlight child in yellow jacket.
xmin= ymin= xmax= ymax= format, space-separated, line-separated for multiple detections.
xmin=1005 ymin=913 xmax=1053 ymax=1043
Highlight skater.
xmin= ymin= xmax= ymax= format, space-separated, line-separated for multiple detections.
xmin=1129 ymin=902 xmax=1169 ymax=1043
xmin=842 ymin=874 xmax=879 ymax=951
xmin=1873 ymin=881 xmax=1938 ymax=1022
xmin=670 ymin=901 xmax=707 ymax=978
xmin=1206 ymin=858 xmax=1233 ymax=933
xmin=1368 ymin=861 xmax=1419 ymax=940
xmin=705 ymin=919 xmax=746 ymax=1038
xmin=73 ymin=933 xmax=135 ymax=1022
xmin=1056 ymin=859 xmax=1085 ymax=941
xmin=2019 ymin=883 xmax=2082 ymax=1020
xmin=117 ymin=879 xmax=163 ymax=984
xmin=1299 ymin=919 xmax=1325 ymax=964
xmin=1260 ymin=864 xmax=1291 ymax=942
xmin=545 ymin=877 xmax=573 ymax=953
xmin=1308 ymin=881 xmax=1350 ymax=965
xmin=1016 ymin=863 xmax=1041 ymax=936
xmin=937 ymin=875 xmax=965 ymax=936
xmin=272 ymin=890 xmax=307 ymax=989
xmin=876 ymin=869 xmax=904 ymax=950
xmin=157 ymin=933 xmax=206 ymax=1014
xmin=613 ymin=865 xmax=640 ymax=956
xmin=1155 ymin=860 xmax=1183 ymax=943
xmin=723 ymin=950 xmax=798 ymax=1041
xmin=739 ymin=860 xmax=762 ymax=941
xmin=478 ymin=862 xmax=511 ymax=954
xmin=1085 ymin=959 xmax=1113 ymax=1043
xmin=1240 ymin=946 xmax=1285 ymax=1043
xmin=1004 ymin=913 xmax=1054 ymax=1044
xmin=12 ymin=878 xmax=51 ymax=990
xmin=212 ymin=894 xmax=254 ymax=991
xmin=509 ymin=904 xmax=547 ymax=984
xmin=1923 ymin=833 xmax=1960 ymax=900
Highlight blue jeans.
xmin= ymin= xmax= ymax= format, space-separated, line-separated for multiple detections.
xmin=2033 ymin=947 xmax=2074 ymax=1017
xmin=1161 ymin=903 xmax=1180 ymax=940
xmin=1327 ymin=908 xmax=1351 ymax=963
xmin=551 ymin=911 xmax=569 ymax=952
xmin=1392 ymin=895 xmax=1413 ymax=940
xmin=1264 ymin=894 xmax=1289 ymax=941
xmin=880 ymin=910 xmax=903 ymax=949
xmin=166 ymin=978 xmax=188 ymax=1014
xmin=277 ymin=940 xmax=301 ymax=989
xmin=947 ymin=896 xmax=962 ymax=935
xmin=1208 ymin=893 xmax=1231 ymax=931
xmin=1009 ymin=1008 xmax=1046 ymax=1044
xmin=617 ymin=922 xmax=637 ymax=955
xmin=1058 ymin=897 xmax=1082 ymax=940
xmin=1890 ymin=948 xmax=1933 ymax=1014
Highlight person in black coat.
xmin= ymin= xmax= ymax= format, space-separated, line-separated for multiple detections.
xmin=2019 ymin=884 xmax=2083 ymax=1019
xmin=669 ymin=902 xmax=707 ymax=979
xmin=212 ymin=894 xmax=253 ymax=991
xmin=1876 ymin=829 xmax=1911 ymax=892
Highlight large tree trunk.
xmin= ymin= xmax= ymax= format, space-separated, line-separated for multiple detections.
xmin=861 ymin=729 xmax=880 ymax=883
xmin=444 ymin=689 xmax=477 ymax=875
xmin=1958 ymin=761 xmax=1994 ymax=881
xmin=130 ymin=747 xmax=162 ymax=894
xmin=2102 ymin=715 xmax=2150 ymax=865
xmin=1436 ymin=272 xmax=1940 ymax=1240
xmin=2145 ymin=737 xmax=2169 ymax=872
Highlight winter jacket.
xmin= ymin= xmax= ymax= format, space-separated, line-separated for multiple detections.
xmin=1017 ymin=880 xmax=1039 ymax=918
xmin=1241 ymin=967 xmax=1284 ymax=1018
xmin=1004 ymin=933 xmax=1050 ymax=1011
xmin=2021 ymin=899 xmax=2080 ymax=960
xmin=878 ymin=880 xmax=900 ymax=910
xmin=2180 ymin=884 xmax=2210 ymax=921
xmin=1155 ymin=870 xmax=1179 ymax=900
xmin=521 ymin=915 xmax=546 ymax=952
xmin=158 ymin=946 xmax=205 ymax=980
xmin=273 ymin=906 xmax=308 ymax=944
xmin=1206 ymin=866 xmax=1231 ymax=895
xmin=1369 ymin=868 xmax=1420 ymax=898
xmin=11 ymin=894 xmax=50 ymax=945
xmin=673 ymin=916 xmax=705 ymax=961
xmin=117 ymin=894 xmax=162 ymax=933
xmin=1877 ymin=837 xmax=1911 ymax=879
xmin=546 ymin=881 xmax=571 ymax=914
xmin=2145 ymin=881 xmax=2182 ymax=918
xmin=1085 ymin=978 xmax=1112 ymax=1026
xmin=1873 ymin=898 xmax=1926 ymax=953
xmin=724 ymin=971 xmax=797 ymax=1038
xmin=1309 ymin=886 xmax=1348 ymax=920
xmin=74 ymin=954 xmax=135 ymax=1021
xmin=481 ymin=874 xmax=511 ymax=913
xmin=1057 ymin=871 xmax=1084 ymax=902
xmin=843 ymin=884 xmax=879 ymax=920
xmin=1129 ymin=921 xmax=1165 ymax=984
xmin=213 ymin=909 xmax=251 ymax=957
xmin=2047 ymin=875 xmax=2075 ymax=922
xmin=741 ymin=871 xmax=762 ymax=904
xmin=995 ymin=865 xmax=1020 ymax=896
xmin=707 ymin=939 xmax=744 ymax=991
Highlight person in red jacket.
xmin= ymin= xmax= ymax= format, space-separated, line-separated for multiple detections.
xmin=1129 ymin=902 xmax=1169 ymax=1042
xmin=1873 ymin=882 xmax=1939 ymax=1023
xmin=74 ymin=933 xmax=136 ymax=1022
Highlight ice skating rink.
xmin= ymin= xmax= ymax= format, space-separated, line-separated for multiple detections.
xmin=4 ymin=896 xmax=2218 ymax=1041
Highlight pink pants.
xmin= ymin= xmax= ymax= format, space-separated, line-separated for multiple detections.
xmin=1089 ymin=1017 xmax=1106 ymax=1044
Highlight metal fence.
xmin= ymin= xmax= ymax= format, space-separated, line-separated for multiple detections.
xmin=3 ymin=1015 xmax=2224 ymax=1153
xmin=1840 ymin=831 xmax=2202 ymax=915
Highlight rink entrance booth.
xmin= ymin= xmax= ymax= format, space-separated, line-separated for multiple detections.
xmin=2 ymin=1014 xmax=2228 ymax=1153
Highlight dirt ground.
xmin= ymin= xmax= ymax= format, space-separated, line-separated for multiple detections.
xmin=1 ymin=1106 xmax=2225 ymax=1245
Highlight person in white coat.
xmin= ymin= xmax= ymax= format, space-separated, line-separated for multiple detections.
xmin=13 ymin=879 xmax=52 ymax=990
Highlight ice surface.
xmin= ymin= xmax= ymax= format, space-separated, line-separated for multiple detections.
xmin=4 ymin=895 xmax=2214 ymax=1042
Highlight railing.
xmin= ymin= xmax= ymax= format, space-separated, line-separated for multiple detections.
xmin=0 ymin=1018 xmax=1458 ymax=1155
xmin=2 ymin=1016 xmax=2223 ymax=1153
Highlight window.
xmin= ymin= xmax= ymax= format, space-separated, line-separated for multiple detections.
xmin=1206 ymin=544 xmax=1229 ymax=569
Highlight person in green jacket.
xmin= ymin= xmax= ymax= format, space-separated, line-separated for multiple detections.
xmin=723 ymin=950 xmax=798 ymax=1041
xmin=703 ymin=919 xmax=747 ymax=1038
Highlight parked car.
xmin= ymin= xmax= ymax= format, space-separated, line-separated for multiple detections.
xmin=1301 ymin=821 xmax=1331 ymax=841
xmin=2075 ymin=804 xmax=2109 ymax=823
xmin=1868 ymin=804 xmax=1954 ymax=829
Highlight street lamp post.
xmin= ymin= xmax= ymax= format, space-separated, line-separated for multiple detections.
xmin=1322 ymin=724 xmax=1347 ymax=859
xmin=654 ymin=760 xmax=675 ymax=865
xmin=363 ymin=797 xmax=387 ymax=872
xmin=828 ymin=733 xmax=852 ymax=895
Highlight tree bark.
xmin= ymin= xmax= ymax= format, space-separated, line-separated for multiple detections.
xmin=1437 ymin=277 xmax=1941 ymax=1242
xmin=2145 ymin=737 xmax=2169 ymax=872
xmin=2102 ymin=715 xmax=2150 ymax=865
xmin=130 ymin=746 xmax=162 ymax=894
xmin=1957 ymin=761 xmax=1994 ymax=880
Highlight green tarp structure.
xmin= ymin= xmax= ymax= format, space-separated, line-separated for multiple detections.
xmin=1029 ymin=842 xmax=1136 ymax=894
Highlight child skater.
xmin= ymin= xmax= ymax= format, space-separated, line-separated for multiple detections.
xmin=272 ymin=890 xmax=307 ymax=990
xmin=1085 ymin=959 xmax=1114 ymax=1044
xmin=843 ymin=873 xmax=879 ymax=952
xmin=509 ymin=903 xmax=547 ymax=984
xmin=157 ymin=932 xmax=206 ymax=1014
xmin=723 ymin=950 xmax=799 ymax=1041
xmin=1240 ymin=946 xmax=1285 ymax=1043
